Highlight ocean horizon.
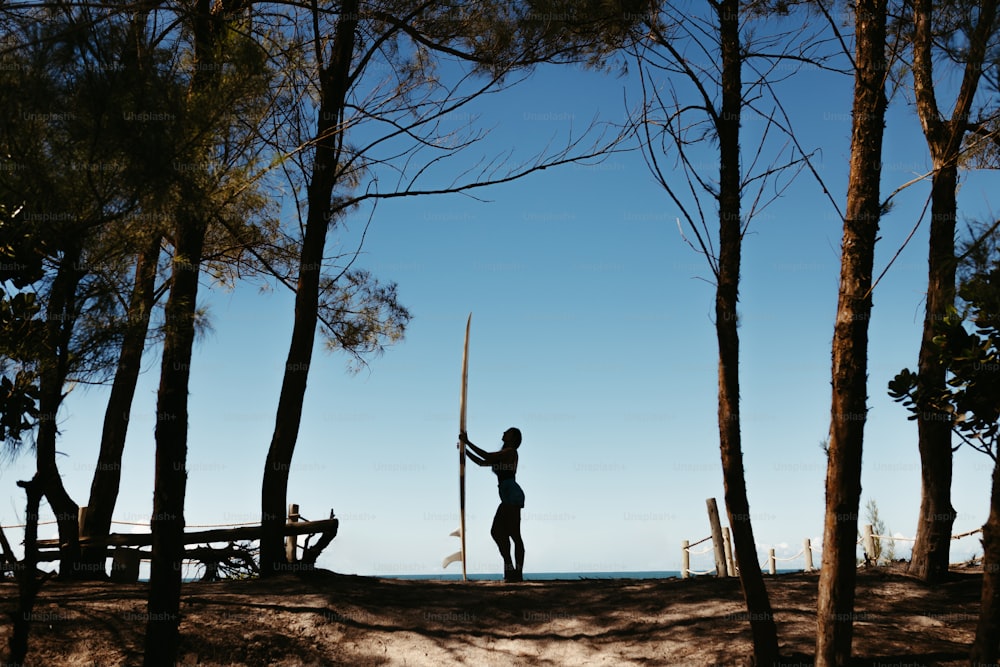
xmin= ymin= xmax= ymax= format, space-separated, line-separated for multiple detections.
xmin=380 ymin=569 xmax=806 ymax=581
xmin=164 ymin=568 xmax=808 ymax=583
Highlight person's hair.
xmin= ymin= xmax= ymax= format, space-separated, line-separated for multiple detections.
xmin=505 ymin=427 xmax=522 ymax=447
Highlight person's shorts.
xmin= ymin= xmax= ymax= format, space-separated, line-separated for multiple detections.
xmin=498 ymin=479 xmax=525 ymax=508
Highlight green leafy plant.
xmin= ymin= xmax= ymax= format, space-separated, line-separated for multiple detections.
xmin=860 ymin=498 xmax=895 ymax=565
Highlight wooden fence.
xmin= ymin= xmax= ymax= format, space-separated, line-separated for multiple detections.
xmin=5 ymin=503 xmax=338 ymax=581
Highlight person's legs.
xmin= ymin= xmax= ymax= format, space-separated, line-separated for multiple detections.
xmin=510 ymin=508 xmax=524 ymax=580
xmin=491 ymin=505 xmax=515 ymax=578
xmin=492 ymin=504 xmax=524 ymax=582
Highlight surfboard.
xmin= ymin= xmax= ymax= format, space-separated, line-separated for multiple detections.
xmin=443 ymin=313 xmax=471 ymax=580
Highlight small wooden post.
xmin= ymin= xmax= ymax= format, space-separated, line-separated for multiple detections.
xmin=768 ymin=548 xmax=776 ymax=575
xmin=804 ymin=538 xmax=814 ymax=572
xmin=285 ymin=503 xmax=300 ymax=564
xmin=862 ymin=523 xmax=876 ymax=565
xmin=78 ymin=506 xmax=88 ymax=539
xmin=706 ymin=498 xmax=726 ymax=577
xmin=110 ymin=547 xmax=141 ymax=583
xmin=722 ymin=527 xmax=735 ymax=577
xmin=681 ymin=539 xmax=690 ymax=579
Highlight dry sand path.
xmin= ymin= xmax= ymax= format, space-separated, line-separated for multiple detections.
xmin=0 ymin=568 xmax=983 ymax=666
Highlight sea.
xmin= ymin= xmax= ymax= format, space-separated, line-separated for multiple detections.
xmin=166 ymin=569 xmax=806 ymax=583
xmin=381 ymin=570 xmax=805 ymax=581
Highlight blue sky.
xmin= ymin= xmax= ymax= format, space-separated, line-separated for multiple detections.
xmin=2 ymin=20 xmax=998 ymax=578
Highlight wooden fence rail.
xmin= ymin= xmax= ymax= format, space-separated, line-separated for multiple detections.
xmin=35 ymin=516 xmax=339 ymax=550
xmin=11 ymin=503 xmax=339 ymax=581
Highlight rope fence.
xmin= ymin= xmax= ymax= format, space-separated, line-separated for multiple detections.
xmin=681 ymin=497 xmax=986 ymax=579
xmin=1 ymin=518 xmax=264 ymax=531
xmin=686 ymin=543 xmax=716 ymax=557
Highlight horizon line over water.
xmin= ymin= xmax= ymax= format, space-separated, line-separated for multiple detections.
xmin=165 ymin=568 xmax=808 ymax=583
xmin=380 ymin=570 xmax=807 ymax=581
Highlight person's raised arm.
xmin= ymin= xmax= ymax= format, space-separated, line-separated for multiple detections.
xmin=464 ymin=440 xmax=489 ymax=458
xmin=460 ymin=432 xmax=502 ymax=464
xmin=466 ymin=450 xmax=489 ymax=467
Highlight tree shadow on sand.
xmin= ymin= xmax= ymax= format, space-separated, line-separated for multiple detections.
xmin=0 ymin=568 xmax=984 ymax=666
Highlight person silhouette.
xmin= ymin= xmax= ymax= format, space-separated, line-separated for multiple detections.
xmin=459 ymin=428 xmax=525 ymax=582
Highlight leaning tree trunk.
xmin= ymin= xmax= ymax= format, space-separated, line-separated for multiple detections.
xmin=908 ymin=0 xmax=998 ymax=585
xmin=714 ymin=0 xmax=779 ymax=663
xmin=35 ymin=241 xmax=83 ymax=579
xmin=143 ymin=205 xmax=207 ymax=666
xmin=815 ymin=0 xmax=887 ymax=663
xmin=971 ymin=458 xmax=1000 ymax=664
xmin=260 ymin=0 xmax=359 ymax=577
xmin=81 ymin=233 xmax=161 ymax=576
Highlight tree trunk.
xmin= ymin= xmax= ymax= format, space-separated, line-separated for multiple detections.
xmin=6 ymin=477 xmax=47 ymax=666
xmin=911 ymin=161 xmax=959 ymax=584
xmin=971 ymin=458 xmax=1000 ymax=664
xmin=143 ymin=0 xmax=218 ymax=659
xmin=260 ymin=0 xmax=359 ymax=577
xmin=815 ymin=0 xmax=887 ymax=663
xmin=908 ymin=0 xmax=998 ymax=585
xmin=143 ymin=206 xmax=207 ymax=666
xmin=713 ymin=0 xmax=780 ymax=664
xmin=35 ymin=242 xmax=83 ymax=579
xmin=80 ymin=233 xmax=161 ymax=577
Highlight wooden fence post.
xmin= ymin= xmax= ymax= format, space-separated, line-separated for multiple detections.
xmin=706 ymin=498 xmax=726 ymax=577
xmin=722 ymin=527 xmax=735 ymax=577
xmin=804 ymin=538 xmax=814 ymax=572
xmin=681 ymin=539 xmax=690 ymax=579
xmin=286 ymin=503 xmax=300 ymax=564
xmin=862 ymin=523 xmax=876 ymax=565
xmin=78 ymin=506 xmax=88 ymax=539
xmin=768 ymin=548 xmax=776 ymax=575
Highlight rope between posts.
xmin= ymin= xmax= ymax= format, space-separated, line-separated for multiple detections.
xmin=773 ymin=549 xmax=805 ymax=562
xmin=952 ymin=527 xmax=983 ymax=540
xmin=114 ymin=520 xmax=268 ymax=529
xmin=113 ymin=520 xmax=269 ymax=528
xmin=687 ymin=544 xmax=715 ymax=556
xmin=864 ymin=526 xmax=982 ymax=544
xmin=685 ymin=567 xmax=717 ymax=576
xmin=111 ymin=520 xmax=263 ymax=528
xmin=1 ymin=521 xmax=58 ymax=529
xmin=871 ymin=533 xmax=914 ymax=542
xmin=869 ymin=529 xmax=982 ymax=543
xmin=688 ymin=535 xmax=713 ymax=548
xmin=179 ymin=521 xmax=263 ymax=529
xmin=3 ymin=519 xmax=271 ymax=531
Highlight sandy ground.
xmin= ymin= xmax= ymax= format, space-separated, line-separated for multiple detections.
xmin=0 ymin=566 xmax=985 ymax=666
